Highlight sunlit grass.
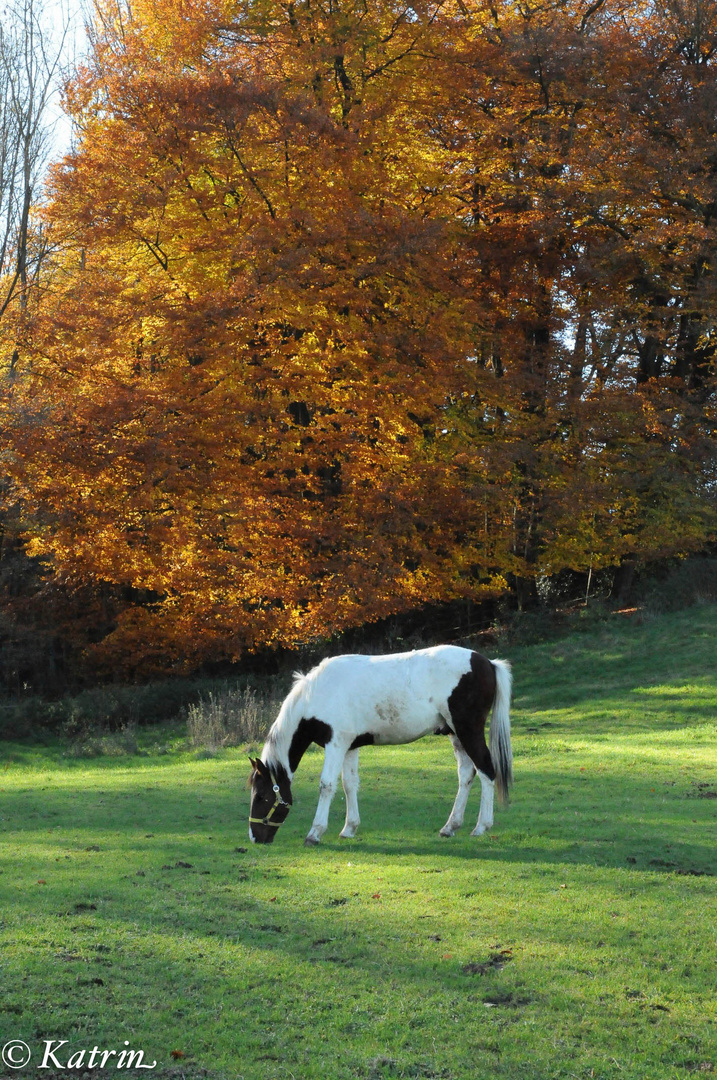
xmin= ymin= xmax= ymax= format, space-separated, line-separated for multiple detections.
xmin=0 ymin=605 xmax=715 ymax=1079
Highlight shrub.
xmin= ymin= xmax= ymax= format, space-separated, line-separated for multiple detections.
xmin=636 ymin=556 xmax=717 ymax=614
xmin=61 ymin=681 xmax=206 ymax=737
xmin=0 ymin=696 xmax=68 ymax=740
xmin=186 ymin=687 xmax=278 ymax=751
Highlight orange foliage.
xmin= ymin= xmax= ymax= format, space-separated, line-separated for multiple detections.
xmin=2 ymin=0 xmax=715 ymax=673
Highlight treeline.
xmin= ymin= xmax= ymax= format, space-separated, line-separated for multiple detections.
xmin=0 ymin=0 xmax=716 ymax=688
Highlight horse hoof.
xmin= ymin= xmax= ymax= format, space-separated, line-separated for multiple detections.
xmin=470 ymin=825 xmax=490 ymax=837
xmin=439 ymin=827 xmax=455 ymax=838
xmin=304 ymin=836 xmax=320 ymax=847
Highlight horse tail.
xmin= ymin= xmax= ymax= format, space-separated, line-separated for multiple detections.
xmin=489 ymin=659 xmax=513 ymax=804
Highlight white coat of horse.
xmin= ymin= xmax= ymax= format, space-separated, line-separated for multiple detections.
xmin=248 ymin=645 xmax=512 ymax=846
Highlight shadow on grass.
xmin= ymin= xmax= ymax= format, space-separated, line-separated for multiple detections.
xmin=1 ymin=764 xmax=714 ymax=876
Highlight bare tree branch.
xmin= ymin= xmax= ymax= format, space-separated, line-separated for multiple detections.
xmin=0 ymin=0 xmax=70 ymax=336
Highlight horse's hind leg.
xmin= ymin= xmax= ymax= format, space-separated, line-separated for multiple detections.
xmin=305 ymin=742 xmax=346 ymax=847
xmin=440 ymin=736 xmax=476 ymax=837
xmin=447 ymin=658 xmax=497 ymax=837
xmin=455 ymin=719 xmax=496 ymax=835
xmin=339 ymin=749 xmax=360 ymax=838
xmin=471 ymin=771 xmax=495 ymax=836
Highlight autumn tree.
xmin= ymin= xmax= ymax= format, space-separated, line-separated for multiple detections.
xmin=3 ymin=0 xmax=715 ymax=676
xmin=0 ymin=0 xmax=77 ymax=692
xmin=434 ymin=0 xmax=717 ymax=597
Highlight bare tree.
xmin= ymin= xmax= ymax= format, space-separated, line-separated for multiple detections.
xmin=0 ymin=0 xmax=69 ymax=349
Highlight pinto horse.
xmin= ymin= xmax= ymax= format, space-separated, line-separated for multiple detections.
xmin=248 ymin=645 xmax=512 ymax=846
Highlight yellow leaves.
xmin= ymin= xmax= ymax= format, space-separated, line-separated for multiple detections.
xmin=1 ymin=0 xmax=714 ymax=677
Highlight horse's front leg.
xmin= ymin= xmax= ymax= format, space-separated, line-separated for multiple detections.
xmin=305 ymin=742 xmax=347 ymax=847
xmin=440 ymin=736 xmax=476 ymax=837
xmin=339 ymin=749 xmax=360 ymax=839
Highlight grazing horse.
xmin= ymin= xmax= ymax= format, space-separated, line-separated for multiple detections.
xmin=248 ymin=645 xmax=512 ymax=846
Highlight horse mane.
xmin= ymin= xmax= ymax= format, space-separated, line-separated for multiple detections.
xmin=261 ymin=665 xmax=324 ymax=775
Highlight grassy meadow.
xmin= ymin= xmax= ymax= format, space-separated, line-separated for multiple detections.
xmin=0 ymin=605 xmax=715 ymax=1079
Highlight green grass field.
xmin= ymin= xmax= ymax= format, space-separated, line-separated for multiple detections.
xmin=1 ymin=605 xmax=715 ymax=1080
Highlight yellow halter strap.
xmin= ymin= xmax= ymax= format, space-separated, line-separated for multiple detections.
xmin=249 ymin=775 xmax=290 ymax=828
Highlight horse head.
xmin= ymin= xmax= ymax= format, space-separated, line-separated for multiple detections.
xmin=248 ymin=757 xmax=292 ymax=844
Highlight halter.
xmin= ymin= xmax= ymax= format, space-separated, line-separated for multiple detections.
xmin=249 ymin=772 xmax=291 ymax=829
